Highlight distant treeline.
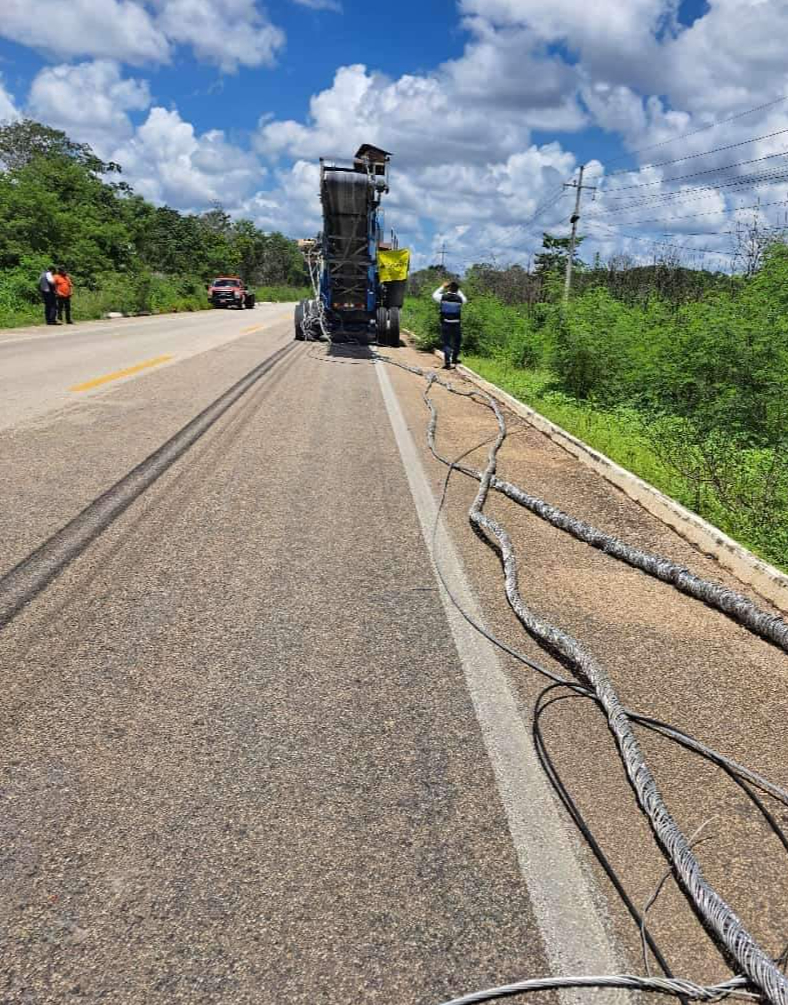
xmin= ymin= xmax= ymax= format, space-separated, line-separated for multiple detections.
xmin=0 ymin=119 xmax=308 ymax=325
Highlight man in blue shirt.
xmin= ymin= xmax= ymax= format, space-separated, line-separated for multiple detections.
xmin=432 ymin=281 xmax=467 ymax=369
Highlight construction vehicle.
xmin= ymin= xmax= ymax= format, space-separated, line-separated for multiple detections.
xmin=295 ymin=144 xmax=409 ymax=345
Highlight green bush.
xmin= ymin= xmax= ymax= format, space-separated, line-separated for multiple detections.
xmin=400 ymin=242 xmax=788 ymax=569
xmin=402 ymin=292 xmax=440 ymax=350
xmin=255 ymin=285 xmax=311 ymax=303
xmin=0 ymin=266 xmax=213 ymax=328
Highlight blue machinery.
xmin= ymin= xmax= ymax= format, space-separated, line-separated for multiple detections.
xmin=295 ymin=145 xmax=407 ymax=346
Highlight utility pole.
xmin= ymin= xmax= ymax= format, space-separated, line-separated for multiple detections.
xmin=563 ymin=165 xmax=596 ymax=301
xmin=438 ymin=242 xmax=446 ymax=269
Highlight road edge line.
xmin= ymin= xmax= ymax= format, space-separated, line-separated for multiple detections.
xmin=375 ymin=360 xmax=628 ymax=1003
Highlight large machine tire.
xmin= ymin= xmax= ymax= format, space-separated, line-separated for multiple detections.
xmin=294 ymin=300 xmax=305 ymax=340
xmin=387 ymin=307 xmax=401 ymax=347
xmin=376 ymin=306 xmax=388 ymax=345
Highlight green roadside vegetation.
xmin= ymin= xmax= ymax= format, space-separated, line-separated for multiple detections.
xmin=403 ymin=239 xmax=788 ymax=571
xmin=0 ymin=120 xmax=308 ymax=328
xmin=255 ymin=285 xmax=311 ymax=303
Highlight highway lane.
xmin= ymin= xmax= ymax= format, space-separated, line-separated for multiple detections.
xmin=0 ymin=303 xmax=293 ymax=430
xmin=0 ymin=315 xmax=592 ymax=1003
xmin=4 ymin=309 xmax=787 ymax=1003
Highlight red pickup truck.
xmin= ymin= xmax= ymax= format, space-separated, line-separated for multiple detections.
xmin=208 ymin=277 xmax=256 ymax=309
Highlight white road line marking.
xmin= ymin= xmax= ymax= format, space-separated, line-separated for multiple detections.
xmin=375 ymin=360 xmax=627 ymax=1004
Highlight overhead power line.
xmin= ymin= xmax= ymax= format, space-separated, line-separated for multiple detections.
xmin=585 ymin=219 xmax=735 ymax=259
xmin=596 ymin=168 xmax=788 ymax=216
xmin=623 ymin=197 xmax=788 ymax=227
xmin=603 ymin=94 xmax=788 ymax=168
xmin=523 ymin=186 xmax=566 ymax=228
xmin=607 ymin=125 xmax=788 ymax=177
xmin=602 ymin=148 xmax=788 ymax=193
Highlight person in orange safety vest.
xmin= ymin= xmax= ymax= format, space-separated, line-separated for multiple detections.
xmin=54 ymin=267 xmax=73 ymax=325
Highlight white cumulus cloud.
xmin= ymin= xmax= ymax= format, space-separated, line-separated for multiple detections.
xmin=110 ymin=106 xmax=262 ymax=208
xmin=28 ymin=61 xmax=151 ymax=153
xmin=4 ymin=0 xmax=170 ymax=66
xmin=153 ymin=0 xmax=285 ymax=72
xmin=0 ymin=76 xmax=21 ymax=122
xmin=2 ymin=0 xmax=285 ymax=71
xmin=9 ymin=0 xmax=788 ymax=268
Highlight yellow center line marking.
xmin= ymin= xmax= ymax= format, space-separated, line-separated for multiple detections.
xmin=241 ymin=323 xmax=266 ymax=334
xmin=69 ymin=354 xmax=174 ymax=392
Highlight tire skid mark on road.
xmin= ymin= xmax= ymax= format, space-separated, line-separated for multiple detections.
xmin=1 ymin=343 xmax=306 ymax=667
xmin=0 ymin=339 xmax=297 ymax=631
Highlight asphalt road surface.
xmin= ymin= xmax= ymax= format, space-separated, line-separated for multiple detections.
xmin=0 ymin=304 xmax=293 ymax=430
xmin=2 ymin=308 xmax=787 ymax=1004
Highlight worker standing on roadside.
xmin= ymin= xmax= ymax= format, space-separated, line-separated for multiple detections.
xmin=38 ymin=266 xmax=58 ymax=326
xmin=54 ymin=267 xmax=74 ymax=325
xmin=432 ymin=280 xmax=467 ymax=369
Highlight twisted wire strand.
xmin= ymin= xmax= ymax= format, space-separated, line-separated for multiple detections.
xmin=371 ymin=353 xmax=788 ymax=1003
xmin=385 ymin=354 xmax=788 ymax=663
xmin=418 ymin=376 xmax=788 ymax=809
xmin=438 ymin=972 xmax=757 ymax=1005
xmin=486 ymin=475 xmax=788 ymax=654
xmin=419 ymin=374 xmax=788 ymax=1005
xmin=302 ymin=253 xmax=330 ymax=340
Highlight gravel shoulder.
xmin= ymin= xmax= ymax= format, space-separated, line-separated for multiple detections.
xmin=381 ymin=341 xmax=788 ymax=989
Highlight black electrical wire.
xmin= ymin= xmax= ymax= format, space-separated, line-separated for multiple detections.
xmin=603 ymin=96 xmax=788 ymax=169
xmin=627 ymin=197 xmax=788 ymax=227
xmin=522 ymin=187 xmax=566 ymax=229
xmin=599 ymin=169 xmax=788 ymax=216
xmin=585 ymin=221 xmax=735 ymax=259
xmin=604 ymin=149 xmax=788 ymax=193
xmin=534 ymin=686 xmax=788 ymax=976
xmin=532 ymin=684 xmax=686 ymax=991
xmin=608 ymin=125 xmax=788 ymax=178
xmin=435 ymin=439 xmax=784 ymax=988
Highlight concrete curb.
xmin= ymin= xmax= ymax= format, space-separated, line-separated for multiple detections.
xmin=429 ymin=347 xmax=788 ymax=613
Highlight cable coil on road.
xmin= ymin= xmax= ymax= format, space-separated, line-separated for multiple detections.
xmin=362 ymin=349 xmax=788 ymax=1005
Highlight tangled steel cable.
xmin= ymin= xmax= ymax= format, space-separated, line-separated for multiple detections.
xmin=369 ymin=350 xmax=788 ymax=1004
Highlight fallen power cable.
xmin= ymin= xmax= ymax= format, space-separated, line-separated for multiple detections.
xmin=439 ymin=972 xmax=760 ymax=1005
xmin=366 ymin=350 xmax=788 ymax=1005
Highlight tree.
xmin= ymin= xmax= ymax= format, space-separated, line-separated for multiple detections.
xmin=407 ymin=264 xmax=452 ymax=296
xmin=0 ymin=119 xmax=121 ymax=176
xmin=199 ymin=204 xmax=233 ymax=236
xmin=0 ymin=150 xmax=131 ymax=277
xmin=0 ymin=118 xmax=308 ymax=290
xmin=534 ymin=232 xmax=584 ymax=277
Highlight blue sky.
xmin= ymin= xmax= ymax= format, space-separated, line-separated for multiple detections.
xmin=1 ymin=0 xmax=785 ymax=272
